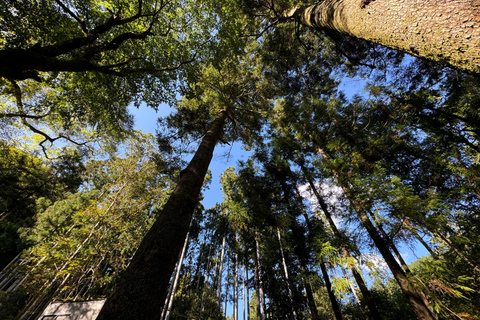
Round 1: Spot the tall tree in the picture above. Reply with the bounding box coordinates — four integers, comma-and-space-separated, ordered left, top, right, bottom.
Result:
98, 47, 271, 318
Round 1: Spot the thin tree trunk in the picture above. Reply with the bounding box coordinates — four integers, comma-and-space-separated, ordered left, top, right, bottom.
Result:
301, 155, 436, 320
164, 228, 191, 320
365, 208, 412, 273
404, 221, 438, 258
97, 109, 229, 320
277, 227, 298, 320
161, 267, 177, 320
301, 275, 319, 320
200, 243, 215, 318
235, 237, 239, 320
255, 233, 267, 320
319, 260, 344, 320
225, 255, 229, 316
243, 264, 247, 320
253, 231, 264, 320
271, 164, 319, 320
217, 235, 227, 309
282, 0, 480, 74
340, 266, 362, 306
433, 229, 480, 275
246, 263, 250, 320
301, 167, 382, 319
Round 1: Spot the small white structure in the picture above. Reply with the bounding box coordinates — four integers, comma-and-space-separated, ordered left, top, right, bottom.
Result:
37, 300, 105, 320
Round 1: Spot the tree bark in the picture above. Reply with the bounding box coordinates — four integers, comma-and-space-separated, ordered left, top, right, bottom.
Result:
319, 260, 344, 320
217, 235, 227, 308
235, 249, 239, 320
301, 167, 382, 320
164, 229, 190, 320
97, 109, 228, 320
254, 231, 266, 320
257, 238, 267, 320
301, 146, 436, 320
283, 0, 480, 74
276, 227, 298, 320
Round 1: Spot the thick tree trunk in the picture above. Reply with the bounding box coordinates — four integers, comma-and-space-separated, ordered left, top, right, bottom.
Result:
97, 109, 228, 320
283, 0, 480, 74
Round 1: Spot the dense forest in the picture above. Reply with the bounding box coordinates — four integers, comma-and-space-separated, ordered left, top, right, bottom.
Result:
1, 0, 479, 319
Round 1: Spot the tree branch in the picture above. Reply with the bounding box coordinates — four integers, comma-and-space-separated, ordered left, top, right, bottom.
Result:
0, 112, 50, 120
54, 0, 88, 35
82, 29, 156, 60
8, 80, 90, 158
33, 0, 157, 58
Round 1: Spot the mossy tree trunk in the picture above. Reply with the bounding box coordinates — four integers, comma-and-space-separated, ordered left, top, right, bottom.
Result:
283, 0, 480, 74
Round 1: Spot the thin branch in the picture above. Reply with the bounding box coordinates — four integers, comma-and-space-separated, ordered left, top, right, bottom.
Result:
0, 112, 50, 120
54, 0, 88, 35
8, 80, 90, 158
82, 29, 155, 60
34, 0, 157, 58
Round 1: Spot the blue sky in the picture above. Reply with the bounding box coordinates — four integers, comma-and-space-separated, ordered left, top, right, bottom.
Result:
129, 93, 429, 318
129, 103, 249, 209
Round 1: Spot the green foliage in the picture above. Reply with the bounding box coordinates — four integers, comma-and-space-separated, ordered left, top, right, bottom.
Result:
0, 140, 83, 269
0, 132, 174, 319
0, 0, 229, 154
168, 274, 225, 320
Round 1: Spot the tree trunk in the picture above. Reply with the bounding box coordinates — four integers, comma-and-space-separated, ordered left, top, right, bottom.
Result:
217, 235, 227, 308
225, 255, 229, 317
302, 144, 437, 320
282, 0, 480, 74
243, 264, 247, 320
355, 203, 437, 320
341, 266, 362, 306
164, 228, 190, 320
235, 236, 239, 320
97, 109, 228, 320
301, 167, 382, 320
253, 231, 266, 320
319, 260, 344, 320
404, 221, 438, 258
257, 237, 267, 320
277, 227, 298, 320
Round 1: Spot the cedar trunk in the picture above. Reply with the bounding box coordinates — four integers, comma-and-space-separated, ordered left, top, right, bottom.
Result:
319, 260, 344, 320
284, 0, 480, 74
301, 168, 382, 320
304, 146, 436, 320
96, 109, 228, 320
